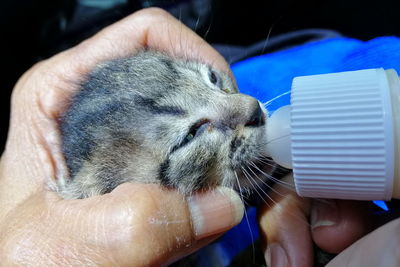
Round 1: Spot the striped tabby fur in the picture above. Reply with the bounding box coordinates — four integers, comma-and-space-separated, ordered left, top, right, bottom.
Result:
58, 51, 270, 199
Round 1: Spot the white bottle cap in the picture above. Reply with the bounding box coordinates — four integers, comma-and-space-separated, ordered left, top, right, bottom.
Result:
290, 69, 395, 200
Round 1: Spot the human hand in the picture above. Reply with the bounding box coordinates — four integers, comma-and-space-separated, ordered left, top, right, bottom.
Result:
325, 216, 400, 266
0, 8, 244, 265
258, 174, 376, 267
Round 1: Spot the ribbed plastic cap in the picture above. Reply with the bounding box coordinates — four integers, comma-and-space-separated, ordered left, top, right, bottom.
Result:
291, 69, 394, 200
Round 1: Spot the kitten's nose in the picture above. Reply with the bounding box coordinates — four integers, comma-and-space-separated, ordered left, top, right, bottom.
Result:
245, 104, 265, 127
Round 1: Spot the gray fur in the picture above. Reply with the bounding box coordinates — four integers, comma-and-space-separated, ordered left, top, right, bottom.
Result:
58, 50, 270, 199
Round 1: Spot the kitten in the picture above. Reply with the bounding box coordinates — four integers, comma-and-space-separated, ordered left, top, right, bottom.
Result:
58, 50, 272, 199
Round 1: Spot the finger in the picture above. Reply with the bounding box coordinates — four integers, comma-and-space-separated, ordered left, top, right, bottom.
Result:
41, 7, 230, 115
64, 7, 230, 75
327, 217, 400, 267
311, 200, 373, 254
16, 7, 229, 112
0, 184, 244, 266
92, 184, 244, 265
258, 175, 313, 267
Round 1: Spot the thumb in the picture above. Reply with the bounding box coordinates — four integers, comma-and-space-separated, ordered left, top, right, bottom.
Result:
0, 183, 244, 266
108, 184, 245, 266
327, 218, 400, 267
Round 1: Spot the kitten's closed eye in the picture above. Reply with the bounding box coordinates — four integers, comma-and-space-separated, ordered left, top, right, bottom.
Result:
180, 119, 211, 148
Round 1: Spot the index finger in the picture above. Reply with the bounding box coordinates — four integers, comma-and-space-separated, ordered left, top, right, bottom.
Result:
258, 174, 313, 267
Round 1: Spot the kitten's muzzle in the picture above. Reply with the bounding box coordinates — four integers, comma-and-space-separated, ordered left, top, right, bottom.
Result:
218, 96, 266, 130
245, 104, 266, 127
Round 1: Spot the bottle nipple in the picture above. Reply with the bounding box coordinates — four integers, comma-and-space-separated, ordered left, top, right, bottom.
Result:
266, 105, 292, 169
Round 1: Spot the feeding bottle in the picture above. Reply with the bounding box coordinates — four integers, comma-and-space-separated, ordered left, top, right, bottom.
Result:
266, 68, 400, 200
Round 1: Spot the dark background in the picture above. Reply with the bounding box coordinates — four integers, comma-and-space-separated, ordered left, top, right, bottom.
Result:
1, 0, 400, 151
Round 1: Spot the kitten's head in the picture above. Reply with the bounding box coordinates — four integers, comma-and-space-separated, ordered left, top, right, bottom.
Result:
60, 51, 272, 198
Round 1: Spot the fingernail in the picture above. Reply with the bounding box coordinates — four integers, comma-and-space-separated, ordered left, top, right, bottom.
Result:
310, 200, 339, 229
265, 243, 289, 267
187, 187, 244, 239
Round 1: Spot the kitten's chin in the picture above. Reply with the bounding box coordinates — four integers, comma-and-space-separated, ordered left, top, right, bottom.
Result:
232, 157, 277, 198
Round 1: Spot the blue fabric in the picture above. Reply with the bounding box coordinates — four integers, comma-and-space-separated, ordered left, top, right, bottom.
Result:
232, 36, 400, 112
213, 36, 400, 266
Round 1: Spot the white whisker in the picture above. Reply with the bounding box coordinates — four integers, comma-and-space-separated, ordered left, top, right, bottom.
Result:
234, 171, 255, 263
243, 165, 278, 205
265, 133, 291, 145
261, 25, 274, 55
249, 161, 295, 189
254, 154, 292, 176
194, 15, 200, 32
203, 20, 212, 40
246, 165, 310, 226
253, 156, 276, 167
245, 164, 285, 199
263, 90, 291, 106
